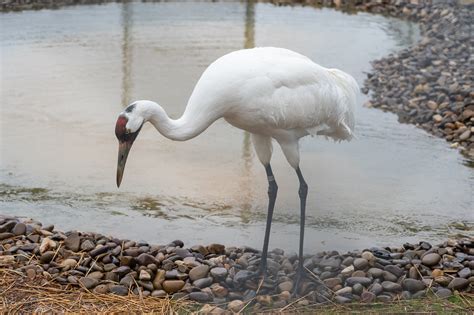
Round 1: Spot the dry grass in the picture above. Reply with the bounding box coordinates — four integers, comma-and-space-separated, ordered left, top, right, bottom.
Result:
0, 268, 198, 314
1, 267, 473, 314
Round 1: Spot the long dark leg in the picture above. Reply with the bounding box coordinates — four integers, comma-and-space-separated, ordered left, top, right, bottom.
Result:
294, 166, 308, 294
260, 164, 278, 275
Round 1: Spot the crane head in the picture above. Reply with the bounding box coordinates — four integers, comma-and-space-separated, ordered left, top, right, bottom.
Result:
115, 105, 143, 188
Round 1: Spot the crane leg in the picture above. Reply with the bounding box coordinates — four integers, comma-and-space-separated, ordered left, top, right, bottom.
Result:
259, 163, 278, 275
294, 166, 308, 295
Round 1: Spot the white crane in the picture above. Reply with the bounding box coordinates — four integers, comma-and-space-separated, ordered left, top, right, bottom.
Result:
115, 47, 358, 293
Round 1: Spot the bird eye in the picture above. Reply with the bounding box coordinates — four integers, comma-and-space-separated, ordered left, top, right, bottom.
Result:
126, 129, 131, 134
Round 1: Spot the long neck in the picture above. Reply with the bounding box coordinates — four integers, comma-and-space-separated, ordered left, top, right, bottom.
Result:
141, 100, 217, 141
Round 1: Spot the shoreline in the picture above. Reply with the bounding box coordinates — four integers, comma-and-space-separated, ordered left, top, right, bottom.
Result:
1, 215, 473, 312
2, 0, 472, 162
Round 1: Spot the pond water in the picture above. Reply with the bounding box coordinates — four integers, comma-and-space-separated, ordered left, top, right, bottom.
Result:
1, 1, 472, 253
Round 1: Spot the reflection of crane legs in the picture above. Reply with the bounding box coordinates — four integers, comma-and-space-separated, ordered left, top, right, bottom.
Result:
239, 0, 256, 222
121, 1, 133, 107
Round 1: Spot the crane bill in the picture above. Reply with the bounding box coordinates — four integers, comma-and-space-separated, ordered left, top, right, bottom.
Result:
116, 141, 132, 188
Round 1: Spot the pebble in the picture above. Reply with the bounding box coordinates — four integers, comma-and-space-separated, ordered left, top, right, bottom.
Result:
210, 267, 228, 280
422, 253, 441, 266
436, 288, 453, 299
353, 258, 369, 270
361, 291, 376, 303
64, 232, 81, 252
110, 285, 129, 296
278, 280, 293, 292
189, 265, 209, 281
227, 300, 245, 313
12, 223, 26, 236
402, 279, 426, 293
162, 280, 185, 294
194, 277, 213, 289
381, 281, 402, 292
79, 277, 99, 290
346, 277, 372, 287
448, 278, 470, 291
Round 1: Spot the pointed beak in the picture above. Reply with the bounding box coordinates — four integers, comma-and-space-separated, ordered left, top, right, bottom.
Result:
116, 141, 132, 187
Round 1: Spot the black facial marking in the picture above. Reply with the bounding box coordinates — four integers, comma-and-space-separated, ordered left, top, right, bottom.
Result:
125, 104, 136, 113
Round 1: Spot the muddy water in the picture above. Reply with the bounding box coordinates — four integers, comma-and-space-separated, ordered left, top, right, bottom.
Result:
1, 2, 472, 252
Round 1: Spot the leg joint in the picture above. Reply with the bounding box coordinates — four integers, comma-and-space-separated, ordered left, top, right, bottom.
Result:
268, 180, 278, 198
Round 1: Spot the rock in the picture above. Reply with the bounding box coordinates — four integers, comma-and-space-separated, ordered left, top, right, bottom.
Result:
435, 276, 452, 287
151, 290, 167, 297
369, 283, 383, 295
88, 271, 104, 280
353, 258, 369, 270
93, 284, 109, 294
458, 267, 471, 278
194, 277, 213, 289
79, 277, 99, 290
448, 278, 469, 290
80, 239, 95, 251
153, 270, 166, 289
436, 288, 453, 299
211, 284, 228, 298
162, 280, 185, 294
64, 232, 81, 252
459, 130, 471, 141
112, 266, 131, 277
25, 268, 36, 280
335, 295, 352, 304
432, 269, 444, 277
361, 291, 376, 303
139, 270, 151, 281
136, 253, 157, 266
319, 257, 341, 269
207, 243, 225, 254
341, 265, 354, 276
402, 279, 426, 293
384, 265, 404, 278
377, 294, 393, 302
89, 245, 108, 258
0, 221, 16, 233
60, 258, 77, 269
361, 251, 375, 262
210, 267, 228, 280
335, 287, 352, 295
120, 275, 135, 288
189, 265, 209, 281
353, 283, 364, 295
12, 223, 26, 235
323, 277, 341, 289
422, 253, 441, 266
346, 277, 372, 287
40, 238, 56, 254
110, 285, 129, 296
382, 271, 398, 282
227, 300, 245, 313
256, 295, 272, 306
40, 251, 55, 263
368, 268, 383, 278
233, 270, 254, 285
382, 281, 402, 292
278, 280, 293, 292
433, 114, 443, 122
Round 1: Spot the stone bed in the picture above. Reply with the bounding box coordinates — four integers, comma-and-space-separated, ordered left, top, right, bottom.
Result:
0, 216, 472, 312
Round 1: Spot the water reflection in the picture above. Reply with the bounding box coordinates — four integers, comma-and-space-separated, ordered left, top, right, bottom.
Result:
121, 1, 133, 106
1, 2, 472, 251
238, 0, 257, 224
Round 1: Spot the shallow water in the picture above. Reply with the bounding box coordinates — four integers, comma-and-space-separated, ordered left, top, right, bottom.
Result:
1, 1, 472, 253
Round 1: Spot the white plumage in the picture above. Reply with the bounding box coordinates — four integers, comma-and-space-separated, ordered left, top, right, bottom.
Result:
115, 47, 358, 291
